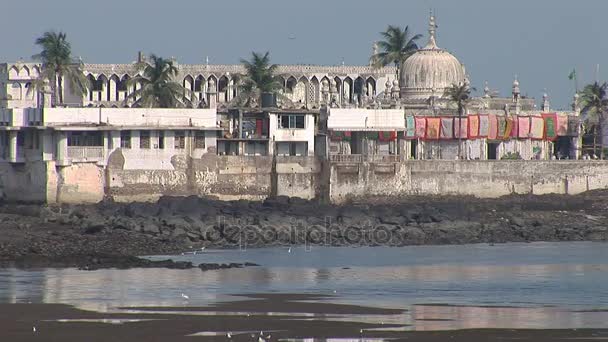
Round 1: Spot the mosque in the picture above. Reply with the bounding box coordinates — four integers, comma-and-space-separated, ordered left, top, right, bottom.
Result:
0, 12, 581, 167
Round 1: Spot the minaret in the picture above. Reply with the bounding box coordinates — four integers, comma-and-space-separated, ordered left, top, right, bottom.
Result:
542, 91, 550, 111
425, 10, 439, 49
573, 92, 580, 114
512, 76, 521, 114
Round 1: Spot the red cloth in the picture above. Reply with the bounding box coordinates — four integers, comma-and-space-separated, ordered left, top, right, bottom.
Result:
509, 116, 518, 138
256, 119, 263, 136
468, 115, 480, 139
542, 113, 558, 141
378, 131, 397, 142
415, 117, 426, 138
488, 114, 498, 140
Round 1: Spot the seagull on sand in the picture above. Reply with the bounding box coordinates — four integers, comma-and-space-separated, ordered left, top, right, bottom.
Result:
181, 293, 189, 300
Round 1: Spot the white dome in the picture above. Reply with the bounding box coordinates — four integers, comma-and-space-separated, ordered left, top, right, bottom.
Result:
400, 14, 465, 100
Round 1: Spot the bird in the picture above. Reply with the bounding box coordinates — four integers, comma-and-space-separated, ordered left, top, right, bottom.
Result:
226, 332, 232, 339
288, 247, 292, 253
258, 337, 266, 342
181, 293, 189, 300
32, 326, 36, 333
201, 247, 206, 251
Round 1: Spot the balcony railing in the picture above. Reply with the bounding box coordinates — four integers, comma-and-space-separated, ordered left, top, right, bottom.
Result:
329, 154, 403, 163
329, 154, 364, 163
67, 146, 104, 161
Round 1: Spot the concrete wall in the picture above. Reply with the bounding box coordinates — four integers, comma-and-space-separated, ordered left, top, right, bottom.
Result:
0, 161, 49, 202
107, 155, 322, 202
330, 160, 608, 203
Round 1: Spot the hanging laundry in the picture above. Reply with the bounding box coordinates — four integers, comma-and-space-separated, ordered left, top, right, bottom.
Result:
530, 116, 544, 139
479, 115, 489, 138
379, 131, 397, 141
454, 117, 468, 138
468, 115, 480, 139
367, 131, 379, 140
504, 117, 514, 139
556, 115, 568, 136
440, 117, 454, 139
415, 117, 427, 138
488, 114, 498, 140
518, 116, 530, 138
405, 116, 416, 138
426, 117, 441, 140
497, 116, 507, 139
542, 113, 558, 140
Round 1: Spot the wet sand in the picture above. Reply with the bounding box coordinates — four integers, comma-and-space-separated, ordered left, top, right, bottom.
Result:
2, 294, 607, 341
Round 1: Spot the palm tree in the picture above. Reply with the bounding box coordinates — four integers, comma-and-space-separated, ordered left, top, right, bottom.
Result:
30, 31, 89, 107
580, 81, 608, 159
125, 54, 195, 108
370, 25, 422, 82
231, 51, 286, 108
444, 82, 475, 159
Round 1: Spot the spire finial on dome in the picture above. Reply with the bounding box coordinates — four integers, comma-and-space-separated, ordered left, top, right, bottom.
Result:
426, 9, 438, 49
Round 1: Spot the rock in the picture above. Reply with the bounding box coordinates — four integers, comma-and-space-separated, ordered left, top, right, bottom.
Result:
171, 228, 187, 238
142, 224, 161, 235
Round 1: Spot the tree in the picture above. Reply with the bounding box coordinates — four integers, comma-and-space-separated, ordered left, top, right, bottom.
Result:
580, 81, 608, 159
125, 54, 195, 108
30, 31, 89, 107
370, 25, 422, 82
231, 51, 286, 108
444, 82, 475, 159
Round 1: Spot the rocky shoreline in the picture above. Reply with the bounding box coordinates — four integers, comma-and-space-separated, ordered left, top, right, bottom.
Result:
1, 190, 607, 269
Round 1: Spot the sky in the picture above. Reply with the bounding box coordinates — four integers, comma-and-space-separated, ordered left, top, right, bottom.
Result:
1, 0, 606, 109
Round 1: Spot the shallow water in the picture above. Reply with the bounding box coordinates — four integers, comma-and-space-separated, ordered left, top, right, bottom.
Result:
1, 242, 608, 330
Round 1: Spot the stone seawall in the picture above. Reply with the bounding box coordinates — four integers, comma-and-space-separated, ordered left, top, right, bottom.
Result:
329, 160, 608, 203
106, 155, 321, 202
2, 159, 608, 204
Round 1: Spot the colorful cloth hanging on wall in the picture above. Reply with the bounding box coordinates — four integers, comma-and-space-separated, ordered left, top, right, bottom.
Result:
426, 117, 441, 140
530, 116, 545, 139
454, 117, 468, 138
518, 116, 530, 138
468, 115, 480, 139
497, 116, 507, 139
405, 116, 416, 138
488, 114, 499, 140
415, 117, 426, 138
378, 131, 397, 141
478, 115, 489, 138
542, 113, 558, 141
504, 117, 514, 139
330, 131, 352, 141
440, 117, 454, 139
556, 115, 569, 136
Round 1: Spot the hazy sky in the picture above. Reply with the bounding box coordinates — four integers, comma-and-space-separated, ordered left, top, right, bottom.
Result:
2, 0, 605, 109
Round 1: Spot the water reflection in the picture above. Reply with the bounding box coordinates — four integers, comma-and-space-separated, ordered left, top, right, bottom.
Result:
0, 243, 607, 330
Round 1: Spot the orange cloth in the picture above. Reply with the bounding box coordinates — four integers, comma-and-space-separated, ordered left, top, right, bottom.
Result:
425, 117, 441, 140
468, 115, 480, 138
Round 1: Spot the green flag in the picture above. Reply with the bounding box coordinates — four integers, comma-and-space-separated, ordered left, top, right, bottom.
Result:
568, 69, 576, 80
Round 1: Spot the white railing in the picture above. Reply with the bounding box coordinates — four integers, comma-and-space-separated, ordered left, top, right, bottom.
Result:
329, 154, 364, 163
67, 146, 104, 161
329, 154, 403, 163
